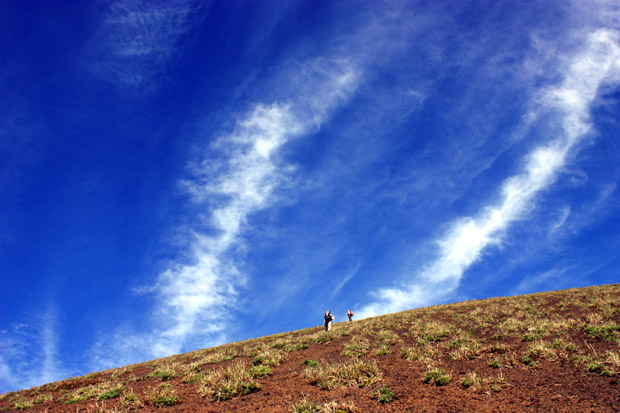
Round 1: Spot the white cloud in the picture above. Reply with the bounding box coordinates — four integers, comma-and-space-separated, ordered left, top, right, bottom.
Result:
0, 307, 67, 393
87, 0, 206, 93
511, 257, 610, 296
152, 74, 359, 357
151, 104, 303, 356
551, 183, 618, 239
511, 266, 571, 295
357, 29, 620, 319
89, 60, 360, 366
89, 3, 435, 369
151, 64, 359, 356
549, 206, 571, 235
331, 262, 361, 298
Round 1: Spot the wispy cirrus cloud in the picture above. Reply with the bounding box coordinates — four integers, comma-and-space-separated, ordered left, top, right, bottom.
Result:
152, 61, 359, 356
0, 306, 66, 392
89, 58, 360, 366
357, 28, 620, 318
90, 4, 433, 366
331, 262, 361, 299
544, 183, 617, 245
549, 206, 571, 236
87, 0, 207, 93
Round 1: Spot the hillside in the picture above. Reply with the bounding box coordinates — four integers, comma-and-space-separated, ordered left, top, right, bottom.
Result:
1, 284, 619, 412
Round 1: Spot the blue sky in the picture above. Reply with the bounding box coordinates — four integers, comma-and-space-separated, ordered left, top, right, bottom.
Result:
1, 0, 619, 392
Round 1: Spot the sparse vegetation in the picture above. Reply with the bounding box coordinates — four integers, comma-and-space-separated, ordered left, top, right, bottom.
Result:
182, 372, 207, 383
448, 339, 480, 361
582, 322, 620, 342
198, 361, 261, 401
251, 348, 288, 367
375, 343, 392, 356
370, 384, 395, 404
291, 396, 320, 412
309, 332, 334, 344
291, 396, 356, 413
341, 336, 372, 357
119, 388, 144, 410
249, 365, 271, 377
145, 383, 178, 407
462, 372, 509, 393
304, 359, 382, 390
59, 384, 101, 404
400, 340, 438, 364
423, 368, 450, 386
2, 284, 619, 411
422, 320, 453, 342
375, 329, 400, 345
521, 332, 542, 342
12, 397, 33, 410
97, 384, 123, 400
147, 361, 180, 381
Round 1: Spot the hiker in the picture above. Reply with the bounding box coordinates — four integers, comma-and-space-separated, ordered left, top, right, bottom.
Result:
347, 309, 353, 322
324, 311, 334, 331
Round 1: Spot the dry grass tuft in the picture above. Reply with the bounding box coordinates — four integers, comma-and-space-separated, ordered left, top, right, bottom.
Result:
462, 371, 509, 393
291, 396, 356, 412
198, 361, 261, 401
375, 329, 401, 345
145, 383, 178, 407
400, 340, 438, 364
341, 336, 372, 357
304, 359, 382, 390
251, 348, 288, 367
119, 388, 144, 410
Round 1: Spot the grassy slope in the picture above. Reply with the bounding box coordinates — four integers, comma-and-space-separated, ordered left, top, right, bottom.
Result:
1, 284, 619, 411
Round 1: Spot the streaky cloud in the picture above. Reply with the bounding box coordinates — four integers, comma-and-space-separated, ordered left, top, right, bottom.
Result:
357, 28, 620, 319
331, 262, 361, 299
89, 61, 360, 365
151, 64, 358, 356
511, 266, 571, 295
549, 206, 571, 235
88, 2, 426, 369
87, 0, 207, 93
0, 307, 67, 392
553, 183, 618, 238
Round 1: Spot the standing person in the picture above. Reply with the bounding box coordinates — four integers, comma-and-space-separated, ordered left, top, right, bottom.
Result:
324, 311, 333, 331
347, 309, 353, 322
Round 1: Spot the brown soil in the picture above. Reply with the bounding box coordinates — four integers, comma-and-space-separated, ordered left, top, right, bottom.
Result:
1, 284, 619, 412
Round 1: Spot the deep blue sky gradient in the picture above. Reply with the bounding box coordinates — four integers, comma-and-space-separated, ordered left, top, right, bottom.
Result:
1, 0, 619, 392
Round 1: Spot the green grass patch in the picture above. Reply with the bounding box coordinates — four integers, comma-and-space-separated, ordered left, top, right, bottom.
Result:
488, 360, 500, 369
97, 385, 123, 400
583, 323, 620, 342
521, 333, 542, 342
249, 365, 271, 377
370, 385, 395, 404
423, 368, 450, 386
